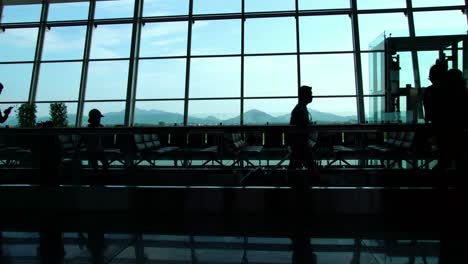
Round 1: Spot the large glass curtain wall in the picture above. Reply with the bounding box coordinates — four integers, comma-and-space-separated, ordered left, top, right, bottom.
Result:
1, 0, 467, 126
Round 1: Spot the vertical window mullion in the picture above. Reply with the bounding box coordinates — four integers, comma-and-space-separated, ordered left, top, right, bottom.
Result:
28, 1, 48, 104
295, 0, 301, 89
184, 0, 194, 126
406, 0, 421, 89
76, 0, 96, 127
240, 0, 245, 125
350, 0, 365, 123
124, 0, 144, 127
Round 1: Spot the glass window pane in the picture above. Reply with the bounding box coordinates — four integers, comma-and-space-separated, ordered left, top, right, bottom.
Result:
412, 0, 465, 7
358, 13, 409, 51
300, 54, 356, 96
0, 63, 33, 102
134, 101, 184, 126
189, 100, 240, 125
244, 98, 296, 125
310, 97, 357, 124
246, 0, 294, 12
244, 55, 297, 97
37, 62, 82, 101
245, 17, 296, 54
144, 0, 189, 17
365, 95, 385, 123
140, 22, 188, 57
190, 57, 240, 98
137, 59, 186, 99
82, 102, 125, 126
413, 11, 467, 36
48, 1, 89, 21
86, 61, 129, 100
94, 0, 135, 19
0, 28, 39, 62
42, 26, 86, 61
299, 0, 349, 10
361, 52, 386, 95
1, 4, 41, 23
299, 15, 353, 52
36, 102, 77, 127
357, 0, 406, 9
398, 51, 415, 88
194, 0, 241, 14
191, 19, 241, 55
90, 24, 132, 59
417, 51, 440, 88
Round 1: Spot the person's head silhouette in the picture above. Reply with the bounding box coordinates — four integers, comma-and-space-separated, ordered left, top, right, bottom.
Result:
0, 82, 4, 95
88, 108, 104, 126
298, 85, 312, 106
428, 64, 447, 85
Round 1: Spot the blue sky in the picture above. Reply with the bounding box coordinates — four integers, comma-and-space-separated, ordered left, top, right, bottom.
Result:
0, 0, 467, 123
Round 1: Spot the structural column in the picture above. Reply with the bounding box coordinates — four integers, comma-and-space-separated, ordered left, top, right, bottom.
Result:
350, 0, 365, 123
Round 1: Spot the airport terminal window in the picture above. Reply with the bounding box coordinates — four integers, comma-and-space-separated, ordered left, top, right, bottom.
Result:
243, 98, 296, 125
356, 0, 406, 10
299, 0, 350, 10
358, 12, 409, 51
82, 102, 125, 126
189, 57, 241, 98
134, 100, 184, 126
94, 0, 135, 19
0, 28, 39, 62
193, 0, 241, 15
139, 21, 188, 58
191, 19, 241, 56
47, 1, 89, 21
300, 54, 356, 96
413, 10, 467, 36
89, 24, 132, 59
397, 52, 416, 88
188, 99, 240, 125
36, 102, 78, 127
85, 60, 129, 100
143, 0, 189, 17
0, 63, 33, 102
42, 26, 87, 61
36, 62, 82, 101
137, 59, 186, 99
245, 0, 295, 13
0, 4, 41, 23
299, 15, 353, 52
244, 55, 297, 97
311, 97, 358, 124
411, 0, 466, 7
244, 17, 296, 54
361, 52, 386, 95
0, 1, 466, 126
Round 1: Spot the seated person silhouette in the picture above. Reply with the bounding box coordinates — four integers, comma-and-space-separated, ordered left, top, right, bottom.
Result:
288, 85, 319, 187
0, 83, 14, 124
84, 109, 109, 173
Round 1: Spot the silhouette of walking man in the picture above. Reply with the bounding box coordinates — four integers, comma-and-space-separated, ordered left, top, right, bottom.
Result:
288, 85, 319, 186
0, 83, 14, 124
288, 85, 317, 264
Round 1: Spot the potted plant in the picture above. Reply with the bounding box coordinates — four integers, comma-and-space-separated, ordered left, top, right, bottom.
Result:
17, 103, 37, 128
50, 102, 68, 127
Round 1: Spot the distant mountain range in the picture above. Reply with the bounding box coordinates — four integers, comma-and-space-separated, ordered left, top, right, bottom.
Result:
3, 108, 357, 126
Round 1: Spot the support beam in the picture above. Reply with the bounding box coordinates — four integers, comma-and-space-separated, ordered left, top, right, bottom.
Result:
76, 0, 95, 127
28, 2, 48, 103
124, 0, 144, 127
350, 0, 365, 123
